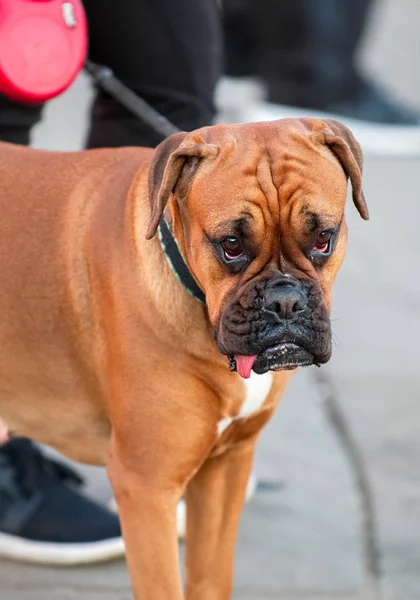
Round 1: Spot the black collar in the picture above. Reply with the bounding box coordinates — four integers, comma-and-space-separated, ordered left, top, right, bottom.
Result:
158, 218, 206, 305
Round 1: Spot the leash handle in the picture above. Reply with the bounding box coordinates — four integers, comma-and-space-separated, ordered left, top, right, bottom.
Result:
84, 59, 180, 140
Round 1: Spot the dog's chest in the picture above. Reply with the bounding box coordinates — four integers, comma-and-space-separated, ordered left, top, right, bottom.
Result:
218, 372, 273, 434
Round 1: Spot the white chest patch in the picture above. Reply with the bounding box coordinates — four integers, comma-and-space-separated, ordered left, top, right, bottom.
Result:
218, 372, 274, 435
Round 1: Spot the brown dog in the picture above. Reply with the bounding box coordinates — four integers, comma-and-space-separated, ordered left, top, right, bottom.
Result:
0, 118, 367, 599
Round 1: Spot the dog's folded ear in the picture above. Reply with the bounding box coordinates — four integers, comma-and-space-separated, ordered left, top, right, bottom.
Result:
313, 119, 369, 220
146, 131, 219, 239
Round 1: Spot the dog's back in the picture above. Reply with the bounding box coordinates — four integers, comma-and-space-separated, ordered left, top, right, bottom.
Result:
0, 143, 152, 459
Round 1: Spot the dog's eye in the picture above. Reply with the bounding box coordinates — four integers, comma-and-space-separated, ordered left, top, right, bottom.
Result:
313, 231, 332, 254
221, 237, 243, 260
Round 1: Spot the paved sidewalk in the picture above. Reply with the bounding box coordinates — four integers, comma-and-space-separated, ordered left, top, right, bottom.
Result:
1, 0, 419, 598
326, 156, 420, 600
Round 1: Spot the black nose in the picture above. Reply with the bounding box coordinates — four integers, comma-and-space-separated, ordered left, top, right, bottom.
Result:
263, 276, 307, 319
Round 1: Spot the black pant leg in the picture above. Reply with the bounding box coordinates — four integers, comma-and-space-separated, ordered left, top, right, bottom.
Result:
223, 0, 373, 107
0, 95, 43, 145
222, 0, 257, 77
258, 0, 373, 106
83, 0, 222, 148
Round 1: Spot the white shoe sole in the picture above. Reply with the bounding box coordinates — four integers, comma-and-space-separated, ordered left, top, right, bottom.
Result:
215, 77, 266, 123
0, 531, 125, 565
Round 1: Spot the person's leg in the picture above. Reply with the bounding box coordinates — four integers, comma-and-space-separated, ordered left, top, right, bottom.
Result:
83, 0, 222, 148
222, 0, 373, 106
222, 0, 257, 78
254, 0, 372, 109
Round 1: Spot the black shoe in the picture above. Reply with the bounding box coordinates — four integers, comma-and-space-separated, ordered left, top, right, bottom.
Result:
0, 438, 124, 564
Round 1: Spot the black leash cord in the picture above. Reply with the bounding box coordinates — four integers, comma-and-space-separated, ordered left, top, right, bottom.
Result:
84, 59, 180, 140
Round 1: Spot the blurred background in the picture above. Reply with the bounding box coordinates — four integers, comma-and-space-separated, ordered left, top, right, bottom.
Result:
0, 0, 419, 598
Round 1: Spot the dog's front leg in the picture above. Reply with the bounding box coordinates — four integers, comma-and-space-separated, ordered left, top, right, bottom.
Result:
184, 434, 258, 600
107, 431, 184, 600
107, 379, 217, 600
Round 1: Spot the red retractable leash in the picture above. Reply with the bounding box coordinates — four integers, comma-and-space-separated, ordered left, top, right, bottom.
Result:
0, 0, 87, 103
0, 0, 176, 138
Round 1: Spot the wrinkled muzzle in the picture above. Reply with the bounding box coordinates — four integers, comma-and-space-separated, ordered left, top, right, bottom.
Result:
215, 275, 332, 378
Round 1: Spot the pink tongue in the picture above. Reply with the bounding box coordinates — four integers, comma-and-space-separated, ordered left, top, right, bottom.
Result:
234, 355, 257, 379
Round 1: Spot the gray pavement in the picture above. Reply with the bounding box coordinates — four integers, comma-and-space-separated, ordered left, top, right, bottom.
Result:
1, 0, 420, 598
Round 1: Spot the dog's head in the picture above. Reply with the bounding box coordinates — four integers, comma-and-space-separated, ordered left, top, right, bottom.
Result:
146, 118, 368, 378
